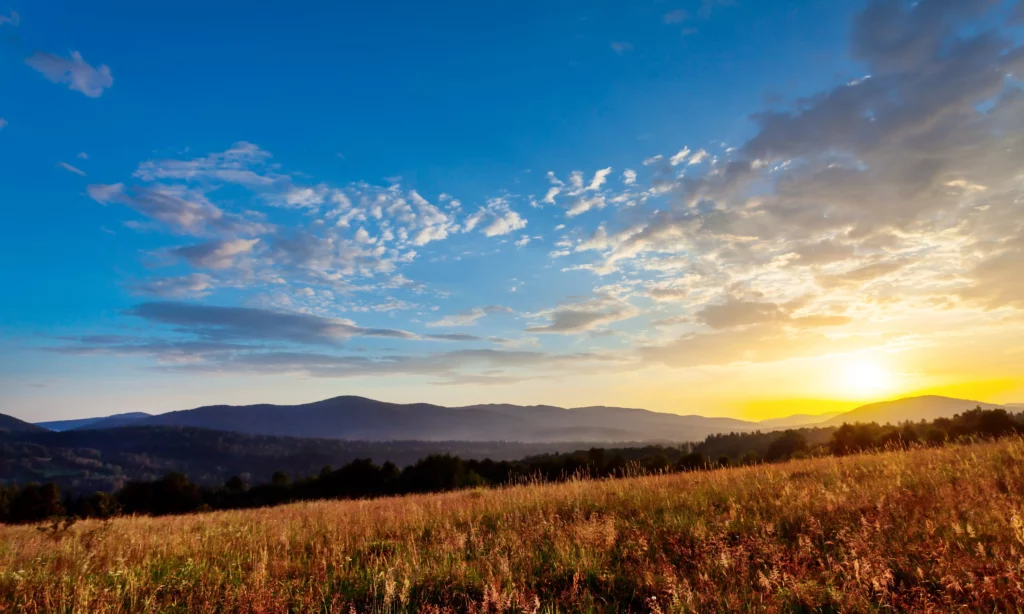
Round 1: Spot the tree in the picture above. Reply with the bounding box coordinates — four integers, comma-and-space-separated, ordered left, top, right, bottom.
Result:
765, 431, 808, 462
225, 475, 247, 494
677, 453, 709, 471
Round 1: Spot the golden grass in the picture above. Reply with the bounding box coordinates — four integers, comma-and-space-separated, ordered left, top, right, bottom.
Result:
3, 439, 1024, 612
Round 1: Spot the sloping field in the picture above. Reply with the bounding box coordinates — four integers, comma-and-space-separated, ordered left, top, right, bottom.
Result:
2, 439, 1024, 612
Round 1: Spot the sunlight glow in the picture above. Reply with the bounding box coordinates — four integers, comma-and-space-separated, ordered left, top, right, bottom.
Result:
842, 359, 891, 397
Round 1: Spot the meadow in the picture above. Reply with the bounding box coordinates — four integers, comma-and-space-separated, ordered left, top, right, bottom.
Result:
2, 439, 1024, 613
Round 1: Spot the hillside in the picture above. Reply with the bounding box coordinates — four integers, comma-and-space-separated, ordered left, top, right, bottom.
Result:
824, 395, 1001, 426
129, 395, 759, 442
0, 413, 47, 435
0, 426, 640, 493
2, 439, 1021, 611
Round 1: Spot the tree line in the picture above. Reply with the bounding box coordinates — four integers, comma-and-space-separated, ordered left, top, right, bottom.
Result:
1, 407, 1019, 524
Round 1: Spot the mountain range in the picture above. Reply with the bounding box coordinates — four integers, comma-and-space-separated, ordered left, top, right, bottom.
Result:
21, 394, 1019, 442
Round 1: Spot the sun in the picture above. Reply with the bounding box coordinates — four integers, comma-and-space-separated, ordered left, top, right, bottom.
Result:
842, 358, 891, 397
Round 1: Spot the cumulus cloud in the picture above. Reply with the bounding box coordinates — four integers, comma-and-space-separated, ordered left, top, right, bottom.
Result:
464, 197, 527, 237
669, 147, 691, 166
560, 0, 1024, 341
26, 51, 113, 98
587, 167, 613, 191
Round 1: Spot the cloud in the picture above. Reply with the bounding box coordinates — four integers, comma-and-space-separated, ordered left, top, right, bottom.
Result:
791, 239, 856, 266
816, 260, 912, 289
129, 274, 215, 299
88, 183, 267, 237
466, 197, 526, 237
526, 294, 637, 334
647, 287, 689, 302
542, 172, 564, 204
587, 167, 613, 191
26, 51, 113, 98
133, 142, 278, 187
279, 185, 327, 209
622, 169, 637, 185
169, 238, 260, 269
428, 305, 512, 328
126, 301, 420, 345
566, 195, 606, 218
669, 147, 691, 166
159, 347, 625, 383
696, 298, 788, 329
483, 210, 527, 236
57, 161, 86, 176
958, 232, 1024, 309
610, 42, 633, 55
0, 119, 6, 131
47, 337, 256, 363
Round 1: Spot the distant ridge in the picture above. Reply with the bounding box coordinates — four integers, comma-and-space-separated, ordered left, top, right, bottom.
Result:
130, 396, 757, 443
37, 412, 151, 432
824, 395, 1004, 426
25, 394, 1018, 443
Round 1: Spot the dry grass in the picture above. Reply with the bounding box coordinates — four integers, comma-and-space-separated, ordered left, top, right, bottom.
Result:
3, 439, 1024, 613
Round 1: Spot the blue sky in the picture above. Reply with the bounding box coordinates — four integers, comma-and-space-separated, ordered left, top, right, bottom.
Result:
3, 0, 1024, 421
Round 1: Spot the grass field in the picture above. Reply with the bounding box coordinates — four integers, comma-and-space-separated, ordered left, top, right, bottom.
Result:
2, 440, 1024, 613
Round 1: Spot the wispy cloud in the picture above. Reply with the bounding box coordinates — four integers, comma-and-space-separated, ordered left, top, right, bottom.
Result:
57, 161, 86, 176
26, 51, 113, 98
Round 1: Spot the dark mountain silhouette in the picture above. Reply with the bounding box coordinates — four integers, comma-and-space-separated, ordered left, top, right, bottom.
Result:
131, 396, 758, 443
824, 395, 1004, 426
0, 413, 47, 434
37, 412, 151, 432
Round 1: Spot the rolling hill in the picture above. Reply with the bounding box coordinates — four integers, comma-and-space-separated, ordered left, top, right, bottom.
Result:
131, 396, 757, 443
0, 413, 47, 434
823, 395, 1004, 426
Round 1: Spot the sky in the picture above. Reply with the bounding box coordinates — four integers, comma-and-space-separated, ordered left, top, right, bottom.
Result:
2, 0, 1024, 423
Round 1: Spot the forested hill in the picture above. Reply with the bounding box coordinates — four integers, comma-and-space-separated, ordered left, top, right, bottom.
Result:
2, 406, 1020, 526
0, 425, 650, 494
